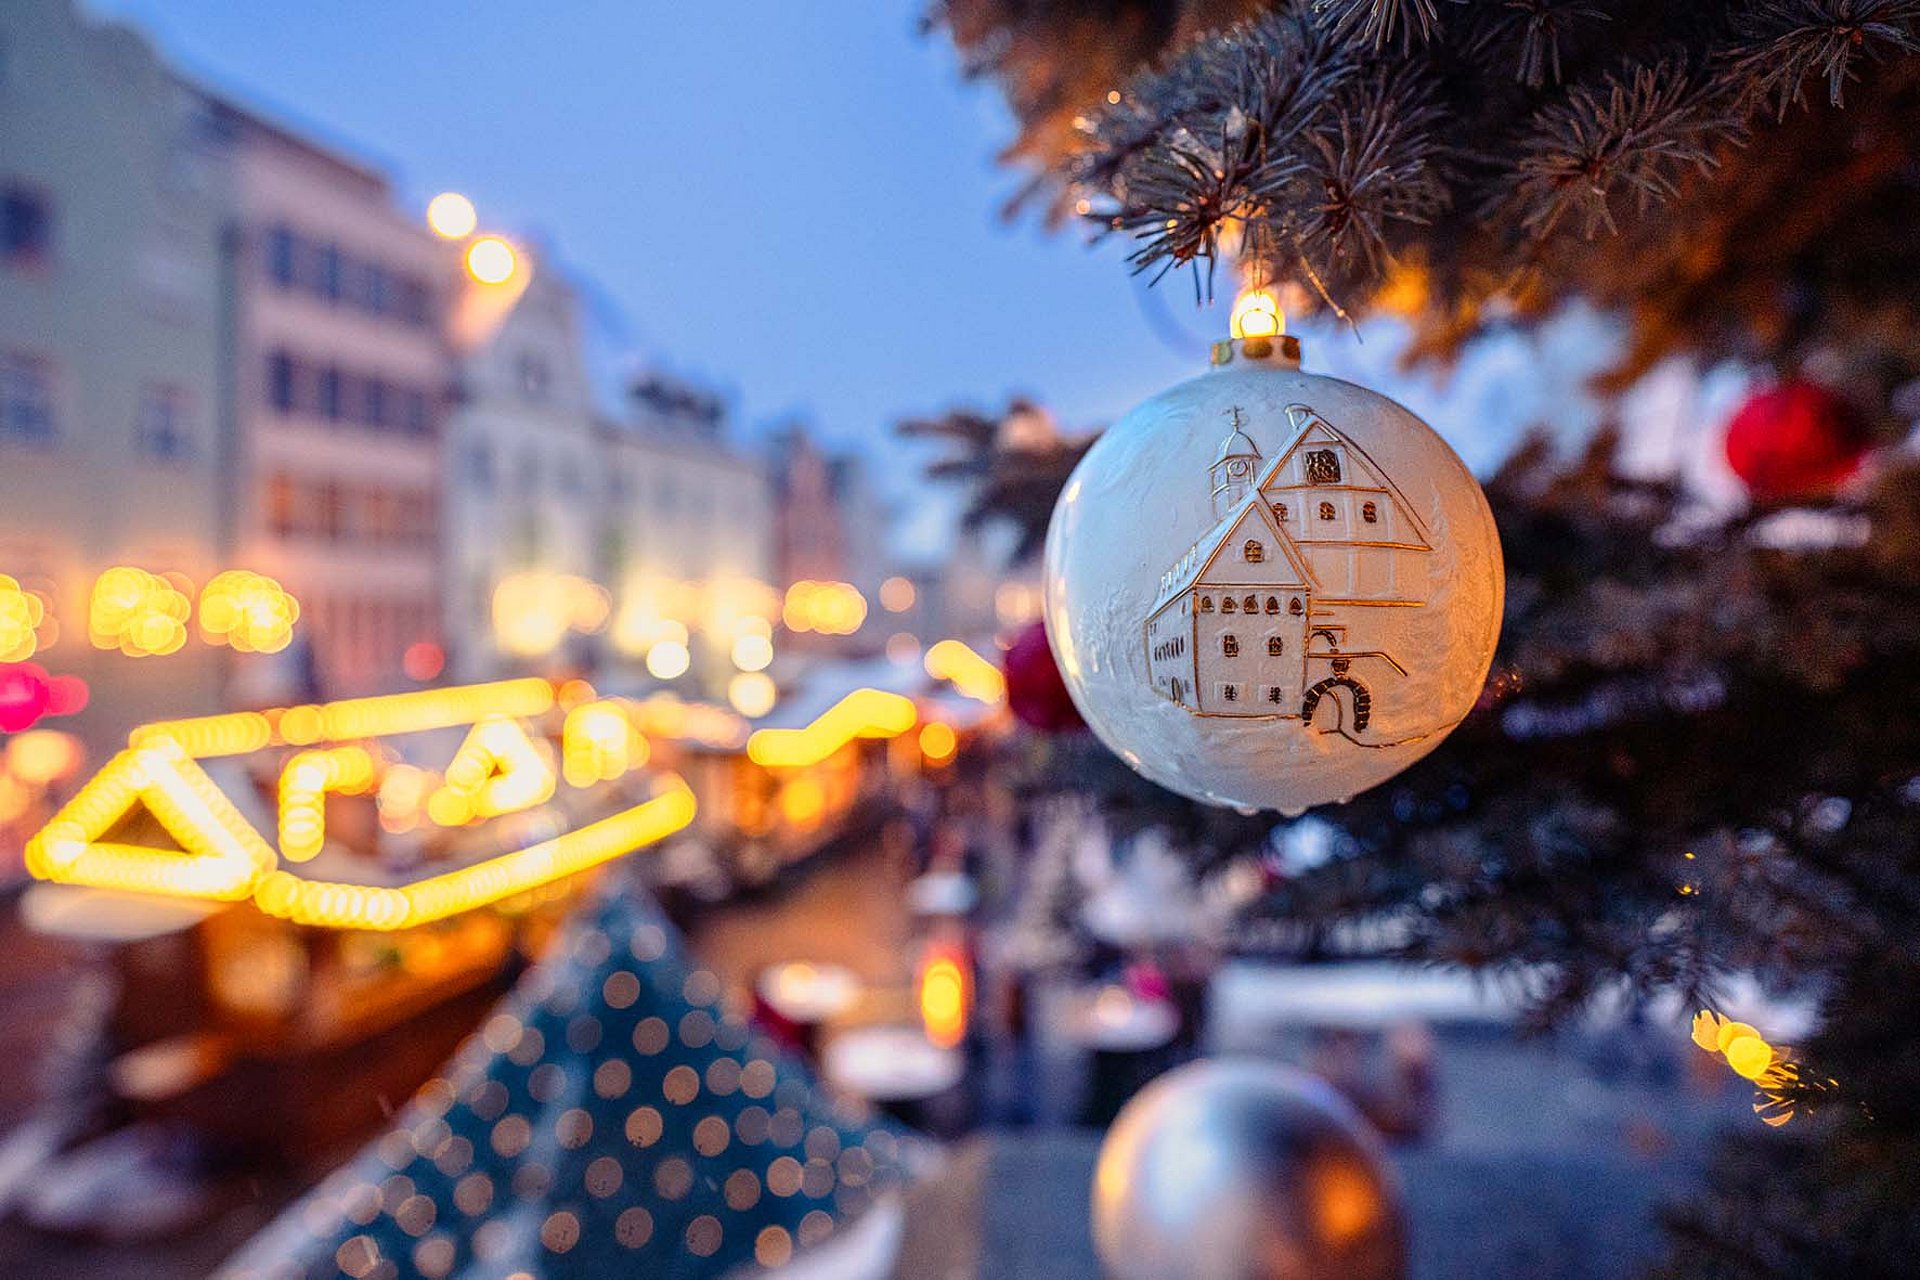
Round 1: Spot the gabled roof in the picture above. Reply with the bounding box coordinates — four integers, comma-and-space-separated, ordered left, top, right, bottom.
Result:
1151, 493, 1316, 614
1255, 405, 1433, 550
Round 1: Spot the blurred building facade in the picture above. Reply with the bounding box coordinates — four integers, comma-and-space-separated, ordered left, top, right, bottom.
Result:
602, 374, 776, 685
0, 0, 887, 749
444, 257, 603, 680
0, 0, 234, 740
225, 106, 451, 696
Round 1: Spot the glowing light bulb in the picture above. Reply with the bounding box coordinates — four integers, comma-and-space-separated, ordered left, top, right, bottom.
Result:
1230, 287, 1284, 339
427, 192, 478, 239
466, 236, 517, 285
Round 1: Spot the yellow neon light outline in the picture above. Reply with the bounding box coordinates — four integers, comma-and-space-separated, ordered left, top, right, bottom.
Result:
131, 678, 556, 757
28, 680, 691, 930
253, 776, 696, 931
426, 717, 556, 825
745, 688, 917, 768
924, 639, 1007, 705
277, 746, 376, 862
563, 700, 648, 789
25, 738, 277, 900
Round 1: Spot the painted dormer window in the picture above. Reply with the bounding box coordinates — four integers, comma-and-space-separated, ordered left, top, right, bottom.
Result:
1243, 539, 1265, 563
1288, 597, 1305, 616
1304, 449, 1341, 485
1264, 596, 1280, 614
1222, 596, 1238, 614
1200, 595, 1213, 612
1362, 501, 1378, 524
1318, 501, 1336, 521
1243, 595, 1258, 614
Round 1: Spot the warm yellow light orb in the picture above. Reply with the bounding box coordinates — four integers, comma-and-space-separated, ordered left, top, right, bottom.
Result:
731, 633, 774, 672
1230, 287, 1284, 339
466, 236, 517, 285
427, 192, 478, 239
1724, 1034, 1775, 1081
646, 639, 691, 680
728, 671, 777, 718
919, 721, 958, 763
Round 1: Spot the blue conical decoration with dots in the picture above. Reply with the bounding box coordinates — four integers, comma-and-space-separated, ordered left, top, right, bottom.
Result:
220, 889, 903, 1278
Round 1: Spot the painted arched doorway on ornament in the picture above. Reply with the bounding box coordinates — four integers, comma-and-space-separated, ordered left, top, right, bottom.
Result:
1301, 675, 1372, 733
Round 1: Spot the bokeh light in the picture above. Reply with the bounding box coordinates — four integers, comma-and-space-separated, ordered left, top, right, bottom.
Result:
465, 235, 517, 284
426, 191, 478, 239
0, 575, 52, 662
727, 671, 777, 718
199, 569, 300, 653
645, 639, 691, 680
88, 567, 191, 656
1230, 285, 1284, 339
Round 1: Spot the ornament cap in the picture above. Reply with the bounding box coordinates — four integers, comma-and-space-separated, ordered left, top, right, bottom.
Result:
1210, 334, 1302, 369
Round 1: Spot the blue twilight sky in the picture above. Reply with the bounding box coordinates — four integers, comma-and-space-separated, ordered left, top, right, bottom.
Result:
87, 1, 1722, 537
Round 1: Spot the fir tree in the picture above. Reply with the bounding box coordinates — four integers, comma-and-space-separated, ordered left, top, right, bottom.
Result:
924, 3, 1920, 1273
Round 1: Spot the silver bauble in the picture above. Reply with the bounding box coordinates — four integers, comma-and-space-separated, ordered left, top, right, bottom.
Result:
1091, 1058, 1406, 1280
1043, 335, 1503, 813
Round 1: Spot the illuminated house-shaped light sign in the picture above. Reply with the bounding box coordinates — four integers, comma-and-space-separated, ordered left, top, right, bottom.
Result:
26, 680, 695, 931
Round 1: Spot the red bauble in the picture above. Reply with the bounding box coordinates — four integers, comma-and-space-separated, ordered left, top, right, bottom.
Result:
1004, 621, 1085, 733
1724, 380, 1869, 500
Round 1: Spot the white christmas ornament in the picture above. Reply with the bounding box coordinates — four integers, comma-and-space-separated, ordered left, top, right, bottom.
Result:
1043, 333, 1503, 813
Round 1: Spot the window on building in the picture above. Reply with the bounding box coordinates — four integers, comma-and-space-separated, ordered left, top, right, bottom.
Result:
0, 353, 56, 443
1243, 539, 1264, 563
136, 384, 192, 459
1243, 594, 1258, 613
1304, 449, 1341, 485
317, 243, 343, 301
264, 224, 297, 285
1267, 686, 1285, 704
319, 481, 345, 540
1221, 596, 1237, 613
1221, 684, 1239, 703
1318, 501, 1336, 521
1199, 596, 1212, 612
317, 365, 343, 421
1274, 502, 1289, 521
2, 187, 51, 265
1222, 634, 1239, 657
1362, 501, 1379, 523
396, 276, 431, 327
401, 388, 429, 436
363, 264, 389, 315
266, 350, 297, 413
1265, 596, 1280, 614
1267, 635, 1283, 657
517, 353, 551, 398
361, 488, 395, 542
267, 472, 297, 536
362, 377, 387, 429
1289, 596, 1305, 616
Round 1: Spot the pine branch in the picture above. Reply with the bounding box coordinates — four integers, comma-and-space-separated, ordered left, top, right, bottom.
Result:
1470, 0, 1611, 87
1504, 60, 1727, 239
1727, 0, 1920, 117
1314, 0, 1452, 50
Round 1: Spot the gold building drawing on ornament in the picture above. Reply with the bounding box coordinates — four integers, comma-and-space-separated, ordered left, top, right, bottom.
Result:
1143, 404, 1434, 741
